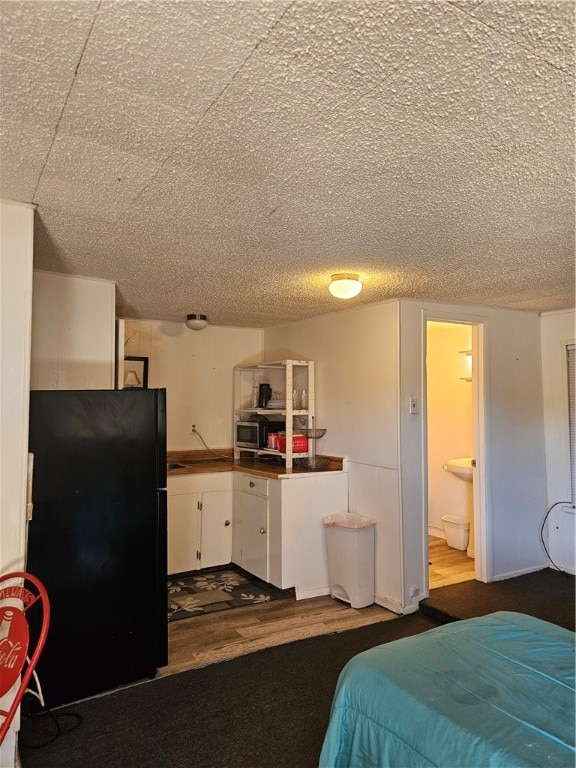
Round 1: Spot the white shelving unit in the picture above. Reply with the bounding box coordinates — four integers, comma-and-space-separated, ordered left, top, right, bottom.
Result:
234, 360, 315, 469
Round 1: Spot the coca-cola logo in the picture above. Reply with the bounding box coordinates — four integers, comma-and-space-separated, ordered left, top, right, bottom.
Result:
0, 606, 29, 697
0, 586, 35, 606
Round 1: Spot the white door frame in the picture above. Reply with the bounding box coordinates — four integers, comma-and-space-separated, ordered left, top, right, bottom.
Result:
423, 312, 490, 585
0, 200, 34, 768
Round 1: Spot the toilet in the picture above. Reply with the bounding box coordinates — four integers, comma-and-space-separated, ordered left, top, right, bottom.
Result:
441, 514, 470, 551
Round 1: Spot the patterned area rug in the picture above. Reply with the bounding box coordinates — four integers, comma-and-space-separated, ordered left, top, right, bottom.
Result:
168, 567, 292, 622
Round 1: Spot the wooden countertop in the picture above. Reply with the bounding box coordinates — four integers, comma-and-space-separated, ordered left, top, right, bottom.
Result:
167, 450, 344, 479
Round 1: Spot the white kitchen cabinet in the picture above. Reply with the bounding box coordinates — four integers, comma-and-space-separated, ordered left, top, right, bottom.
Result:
233, 360, 315, 469
200, 490, 233, 569
233, 474, 269, 581
168, 490, 201, 574
233, 469, 349, 599
167, 473, 233, 574
31, 271, 115, 390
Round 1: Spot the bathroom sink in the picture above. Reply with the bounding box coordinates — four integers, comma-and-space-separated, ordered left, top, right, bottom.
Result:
443, 457, 475, 482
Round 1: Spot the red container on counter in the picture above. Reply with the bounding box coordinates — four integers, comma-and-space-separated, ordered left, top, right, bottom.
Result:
277, 434, 308, 453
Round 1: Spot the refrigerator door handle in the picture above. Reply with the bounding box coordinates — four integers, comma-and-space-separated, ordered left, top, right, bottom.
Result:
26, 453, 34, 521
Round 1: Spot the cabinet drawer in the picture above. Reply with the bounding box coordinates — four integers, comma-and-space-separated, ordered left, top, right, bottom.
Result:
237, 474, 269, 497
168, 471, 232, 495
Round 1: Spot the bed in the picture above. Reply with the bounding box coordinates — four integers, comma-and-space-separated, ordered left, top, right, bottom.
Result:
319, 611, 575, 767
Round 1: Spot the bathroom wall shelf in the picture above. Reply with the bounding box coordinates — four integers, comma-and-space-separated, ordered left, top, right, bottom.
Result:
459, 349, 472, 382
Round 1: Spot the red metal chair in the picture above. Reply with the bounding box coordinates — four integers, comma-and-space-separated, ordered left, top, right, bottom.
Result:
0, 571, 50, 744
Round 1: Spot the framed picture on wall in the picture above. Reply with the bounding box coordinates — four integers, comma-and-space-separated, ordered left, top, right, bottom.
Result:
123, 356, 149, 389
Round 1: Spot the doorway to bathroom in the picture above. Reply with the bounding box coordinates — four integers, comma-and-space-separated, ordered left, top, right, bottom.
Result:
426, 320, 479, 589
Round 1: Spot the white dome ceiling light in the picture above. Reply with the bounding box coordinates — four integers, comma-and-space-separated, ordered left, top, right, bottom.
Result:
328, 273, 362, 299
186, 314, 208, 330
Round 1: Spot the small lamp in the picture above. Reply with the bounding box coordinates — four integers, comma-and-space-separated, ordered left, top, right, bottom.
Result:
328, 273, 362, 299
186, 314, 208, 331
124, 370, 142, 388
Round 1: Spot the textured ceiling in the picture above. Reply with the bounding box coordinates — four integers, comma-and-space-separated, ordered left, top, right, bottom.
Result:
1, 0, 574, 327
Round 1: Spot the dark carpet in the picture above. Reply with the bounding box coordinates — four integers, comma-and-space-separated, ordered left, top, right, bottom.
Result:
19, 613, 438, 768
420, 567, 575, 631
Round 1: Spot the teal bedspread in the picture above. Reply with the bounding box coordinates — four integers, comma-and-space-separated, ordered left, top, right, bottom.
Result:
319, 611, 575, 767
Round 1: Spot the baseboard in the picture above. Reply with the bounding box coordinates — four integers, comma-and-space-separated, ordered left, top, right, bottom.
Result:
374, 592, 418, 615
295, 584, 330, 600
491, 563, 549, 581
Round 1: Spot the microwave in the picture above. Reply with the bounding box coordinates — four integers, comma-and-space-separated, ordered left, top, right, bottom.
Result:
236, 420, 285, 450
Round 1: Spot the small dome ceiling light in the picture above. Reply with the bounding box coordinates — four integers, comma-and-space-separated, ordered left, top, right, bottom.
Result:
186, 313, 208, 331
328, 273, 362, 299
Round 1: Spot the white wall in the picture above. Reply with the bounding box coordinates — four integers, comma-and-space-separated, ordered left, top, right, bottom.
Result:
31, 271, 115, 389
263, 301, 399, 467
264, 301, 404, 612
0, 201, 33, 573
540, 309, 575, 573
400, 300, 548, 592
264, 299, 549, 613
122, 319, 263, 450
0, 200, 34, 768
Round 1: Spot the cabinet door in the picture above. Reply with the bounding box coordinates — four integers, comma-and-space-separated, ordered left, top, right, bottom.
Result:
167, 492, 200, 574
200, 490, 233, 569
239, 491, 268, 582
232, 492, 243, 567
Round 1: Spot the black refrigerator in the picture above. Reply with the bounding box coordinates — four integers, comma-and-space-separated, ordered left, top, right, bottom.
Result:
27, 388, 168, 708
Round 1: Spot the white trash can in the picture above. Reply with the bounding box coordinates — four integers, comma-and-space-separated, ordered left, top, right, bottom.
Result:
441, 514, 470, 551
323, 513, 376, 609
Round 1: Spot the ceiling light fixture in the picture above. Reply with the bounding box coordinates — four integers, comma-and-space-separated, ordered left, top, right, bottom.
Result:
186, 313, 208, 331
328, 273, 362, 299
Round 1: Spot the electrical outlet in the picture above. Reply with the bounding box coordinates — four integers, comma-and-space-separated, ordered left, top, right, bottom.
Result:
191, 424, 196, 432
410, 585, 419, 596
